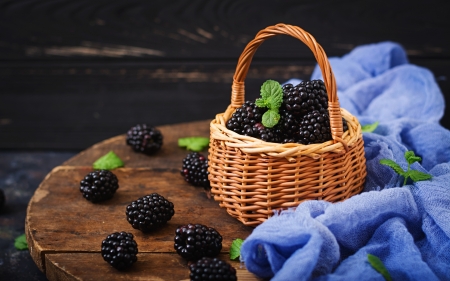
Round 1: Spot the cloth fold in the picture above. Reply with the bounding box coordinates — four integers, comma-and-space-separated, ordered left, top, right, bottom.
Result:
241, 42, 450, 280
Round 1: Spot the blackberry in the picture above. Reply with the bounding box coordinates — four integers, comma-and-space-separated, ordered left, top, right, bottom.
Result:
226, 100, 264, 137
126, 124, 163, 155
0, 189, 5, 211
80, 170, 119, 203
181, 152, 210, 190
174, 223, 223, 261
297, 110, 332, 145
126, 193, 175, 232
283, 80, 328, 116
189, 257, 237, 281
273, 107, 300, 143
253, 123, 280, 143
101, 231, 138, 270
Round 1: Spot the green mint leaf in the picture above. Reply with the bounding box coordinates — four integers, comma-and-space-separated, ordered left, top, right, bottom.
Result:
367, 254, 392, 281
260, 80, 282, 102
178, 137, 209, 152
408, 170, 432, 182
230, 238, 244, 260
361, 121, 379, 133
262, 109, 280, 128
14, 233, 28, 250
255, 98, 268, 108
380, 159, 405, 176
93, 151, 124, 170
405, 150, 421, 165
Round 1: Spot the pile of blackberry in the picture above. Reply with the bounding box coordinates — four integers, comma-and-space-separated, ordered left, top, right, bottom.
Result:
189, 257, 237, 281
79, 170, 119, 203
180, 152, 211, 190
226, 80, 348, 145
126, 193, 175, 232
126, 124, 163, 155
101, 231, 138, 270
174, 223, 223, 261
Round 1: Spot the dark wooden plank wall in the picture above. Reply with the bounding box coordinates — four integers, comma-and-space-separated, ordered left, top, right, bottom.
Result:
1, 0, 449, 150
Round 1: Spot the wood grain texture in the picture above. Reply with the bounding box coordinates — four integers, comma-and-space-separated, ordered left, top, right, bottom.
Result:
26, 120, 260, 280
0, 0, 449, 149
1, 0, 449, 60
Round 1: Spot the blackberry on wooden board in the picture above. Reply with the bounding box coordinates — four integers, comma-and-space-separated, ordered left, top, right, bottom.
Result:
101, 231, 138, 270
189, 257, 237, 281
79, 170, 119, 203
126, 193, 175, 232
174, 223, 223, 261
181, 152, 211, 190
126, 124, 163, 155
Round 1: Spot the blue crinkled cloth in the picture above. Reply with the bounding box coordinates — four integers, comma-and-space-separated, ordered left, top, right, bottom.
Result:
240, 42, 450, 281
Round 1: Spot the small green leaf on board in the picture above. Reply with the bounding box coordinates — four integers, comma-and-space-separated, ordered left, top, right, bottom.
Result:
178, 137, 210, 152
93, 151, 124, 170
230, 238, 244, 260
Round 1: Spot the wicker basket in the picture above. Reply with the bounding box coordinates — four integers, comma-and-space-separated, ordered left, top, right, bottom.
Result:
208, 23, 367, 227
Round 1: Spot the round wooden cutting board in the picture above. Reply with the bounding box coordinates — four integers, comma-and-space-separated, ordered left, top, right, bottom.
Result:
25, 120, 261, 281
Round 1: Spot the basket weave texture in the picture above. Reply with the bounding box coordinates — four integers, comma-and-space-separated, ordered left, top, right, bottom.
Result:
208, 24, 367, 227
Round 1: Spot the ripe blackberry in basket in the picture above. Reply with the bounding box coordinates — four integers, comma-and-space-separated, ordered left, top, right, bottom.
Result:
273, 107, 301, 143
126, 193, 175, 232
181, 152, 211, 190
174, 223, 223, 261
297, 110, 332, 145
226, 100, 264, 137
189, 257, 237, 281
101, 231, 138, 270
80, 170, 119, 203
126, 124, 163, 155
283, 80, 328, 116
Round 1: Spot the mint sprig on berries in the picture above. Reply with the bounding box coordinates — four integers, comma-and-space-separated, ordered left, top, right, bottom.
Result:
367, 254, 392, 281
380, 150, 432, 186
255, 80, 283, 128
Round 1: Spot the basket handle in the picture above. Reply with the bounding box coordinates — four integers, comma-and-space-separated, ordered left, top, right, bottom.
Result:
230, 23, 344, 142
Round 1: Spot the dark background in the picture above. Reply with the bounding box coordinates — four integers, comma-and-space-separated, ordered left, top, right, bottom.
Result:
0, 0, 449, 280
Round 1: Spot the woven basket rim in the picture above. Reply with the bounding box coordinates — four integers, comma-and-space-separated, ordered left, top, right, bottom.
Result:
211, 107, 361, 160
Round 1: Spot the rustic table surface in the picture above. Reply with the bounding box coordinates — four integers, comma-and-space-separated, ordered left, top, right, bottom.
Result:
1, 0, 449, 280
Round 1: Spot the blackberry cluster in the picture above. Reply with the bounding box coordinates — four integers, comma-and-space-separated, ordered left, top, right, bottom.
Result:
174, 223, 223, 261
181, 152, 211, 190
80, 170, 119, 203
283, 80, 328, 116
101, 231, 138, 270
126, 124, 163, 155
297, 110, 332, 145
126, 193, 175, 232
225, 101, 264, 137
189, 257, 237, 281
0, 189, 5, 211
226, 79, 349, 145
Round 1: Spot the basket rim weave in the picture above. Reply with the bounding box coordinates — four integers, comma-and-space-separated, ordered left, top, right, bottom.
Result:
210, 23, 362, 159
